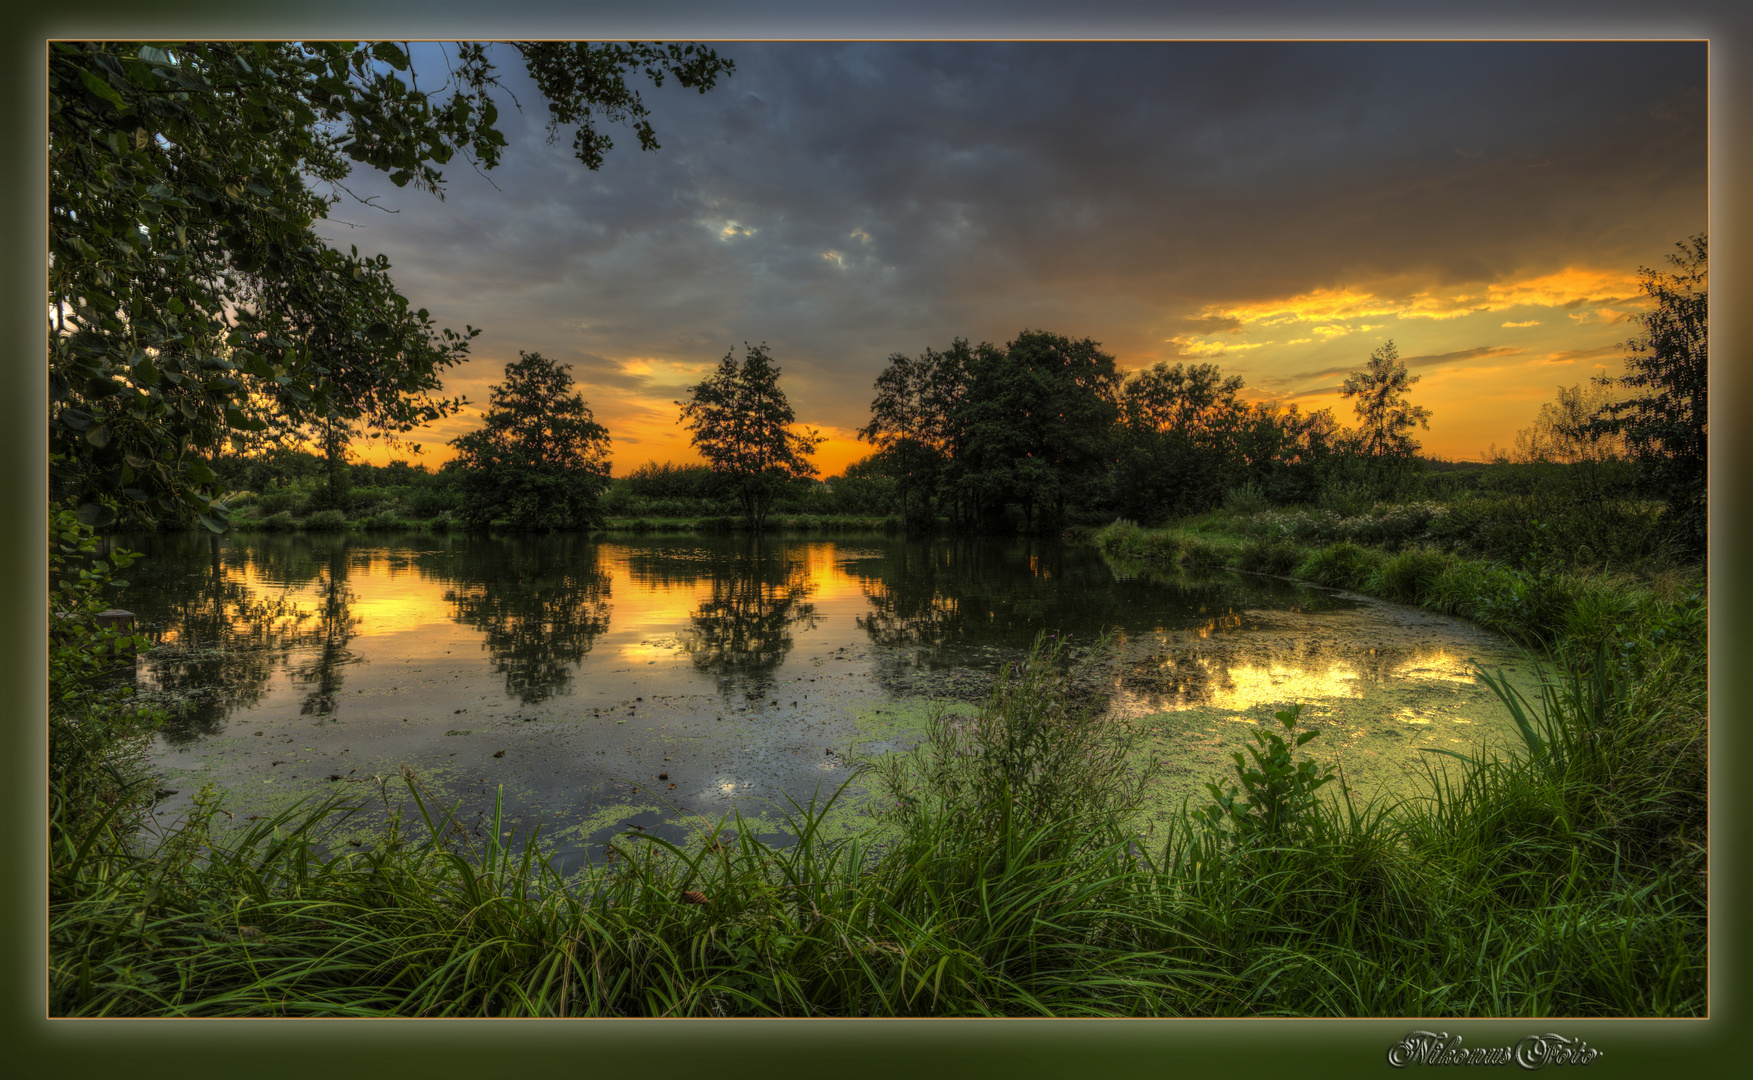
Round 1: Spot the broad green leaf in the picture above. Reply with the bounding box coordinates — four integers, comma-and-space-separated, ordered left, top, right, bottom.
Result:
75, 503, 116, 528
78, 68, 126, 110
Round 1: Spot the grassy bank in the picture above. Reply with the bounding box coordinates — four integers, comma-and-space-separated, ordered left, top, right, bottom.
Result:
1094, 513, 1707, 937
51, 609, 1705, 1015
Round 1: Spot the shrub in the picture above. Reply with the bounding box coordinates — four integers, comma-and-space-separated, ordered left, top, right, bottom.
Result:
1369, 547, 1453, 605
1237, 538, 1303, 576
406, 487, 458, 518
1222, 481, 1271, 516
871, 631, 1148, 850
254, 487, 306, 516
1198, 704, 1337, 844
48, 509, 161, 833
260, 510, 297, 532
1295, 541, 1380, 590
1319, 480, 1376, 518
348, 488, 392, 514
1178, 537, 1227, 575
1561, 579, 1638, 656
302, 509, 349, 531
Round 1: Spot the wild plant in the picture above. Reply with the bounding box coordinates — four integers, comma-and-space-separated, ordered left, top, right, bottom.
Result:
1197, 704, 1338, 844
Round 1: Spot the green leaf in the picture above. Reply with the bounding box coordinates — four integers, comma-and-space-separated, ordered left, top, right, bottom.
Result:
78, 68, 126, 110
370, 42, 410, 71
136, 45, 174, 67
75, 503, 116, 528
198, 514, 227, 534
85, 425, 112, 448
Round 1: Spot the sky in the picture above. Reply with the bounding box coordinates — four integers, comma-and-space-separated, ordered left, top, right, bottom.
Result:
324, 40, 1708, 475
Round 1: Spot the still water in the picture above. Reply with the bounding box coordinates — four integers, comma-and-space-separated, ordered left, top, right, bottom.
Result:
119, 531, 1539, 867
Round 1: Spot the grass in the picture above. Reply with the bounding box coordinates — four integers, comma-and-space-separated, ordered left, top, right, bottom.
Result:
50, 616, 1705, 1016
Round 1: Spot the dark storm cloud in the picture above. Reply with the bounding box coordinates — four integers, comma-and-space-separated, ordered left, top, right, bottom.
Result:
1273, 346, 1524, 386
1402, 346, 1525, 370
334, 40, 1704, 431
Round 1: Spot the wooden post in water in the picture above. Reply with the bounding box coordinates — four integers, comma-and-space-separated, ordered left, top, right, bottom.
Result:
95, 609, 135, 637
93, 610, 138, 685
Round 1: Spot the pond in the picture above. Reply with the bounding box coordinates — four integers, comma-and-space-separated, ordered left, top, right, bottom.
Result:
117, 531, 1543, 870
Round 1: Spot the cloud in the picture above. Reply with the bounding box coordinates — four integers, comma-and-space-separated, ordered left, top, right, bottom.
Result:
1273, 345, 1522, 386
326, 41, 1703, 464
1167, 336, 1270, 358
1400, 345, 1524, 369
1541, 344, 1621, 365
1193, 267, 1649, 332
1502, 320, 1541, 327
1566, 307, 1636, 326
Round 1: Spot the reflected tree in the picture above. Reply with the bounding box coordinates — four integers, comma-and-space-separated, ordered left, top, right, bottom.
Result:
673, 541, 818, 702
287, 540, 363, 718
444, 535, 613, 704
126, 533, 347, 739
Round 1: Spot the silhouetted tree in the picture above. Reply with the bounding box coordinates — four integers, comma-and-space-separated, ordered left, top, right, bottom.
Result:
1588, 234, 1707, 555
1341, 340, 1431, 487
678, 344, 823, 530
450, 351, 611, 530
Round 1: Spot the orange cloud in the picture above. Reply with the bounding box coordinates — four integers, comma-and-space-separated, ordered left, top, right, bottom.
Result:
1192, 266, 1647, 331
1168, 335, 1270, 357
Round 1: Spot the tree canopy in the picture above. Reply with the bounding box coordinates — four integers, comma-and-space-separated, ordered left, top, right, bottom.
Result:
449, 351, 611, 531
678, 343, 823, 531
952, 330, 1121, 531
1588, 234, 1707, 551
858, 343, 969, 530
48, 40, 733, 529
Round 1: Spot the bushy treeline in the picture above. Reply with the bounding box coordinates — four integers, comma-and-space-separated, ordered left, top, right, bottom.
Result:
851, 330, 1441, 534
205, 449, 895, 533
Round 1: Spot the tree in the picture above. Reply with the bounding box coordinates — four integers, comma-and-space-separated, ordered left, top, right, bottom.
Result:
677, 343, 823, 531
1515, 383, 1624, 466
1340, 340, 1431, 482
1112, 361, 1248, 520
955, 330, 1120, 531
49, 40, 733, 529
449, 352, 611, 530
1587, 234, 1707, 554
858, 343, 970, 530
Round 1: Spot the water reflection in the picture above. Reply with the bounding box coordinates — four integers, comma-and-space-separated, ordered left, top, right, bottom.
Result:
849, 540, 1327, 652
289, 541, 362, 718
135, 535, 357, 741
114, 531, 1532, 863
122, 531, 1371, 735
1113, 635, 1473, 715
443, 535, 612, 704
656, 541, 819, 702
